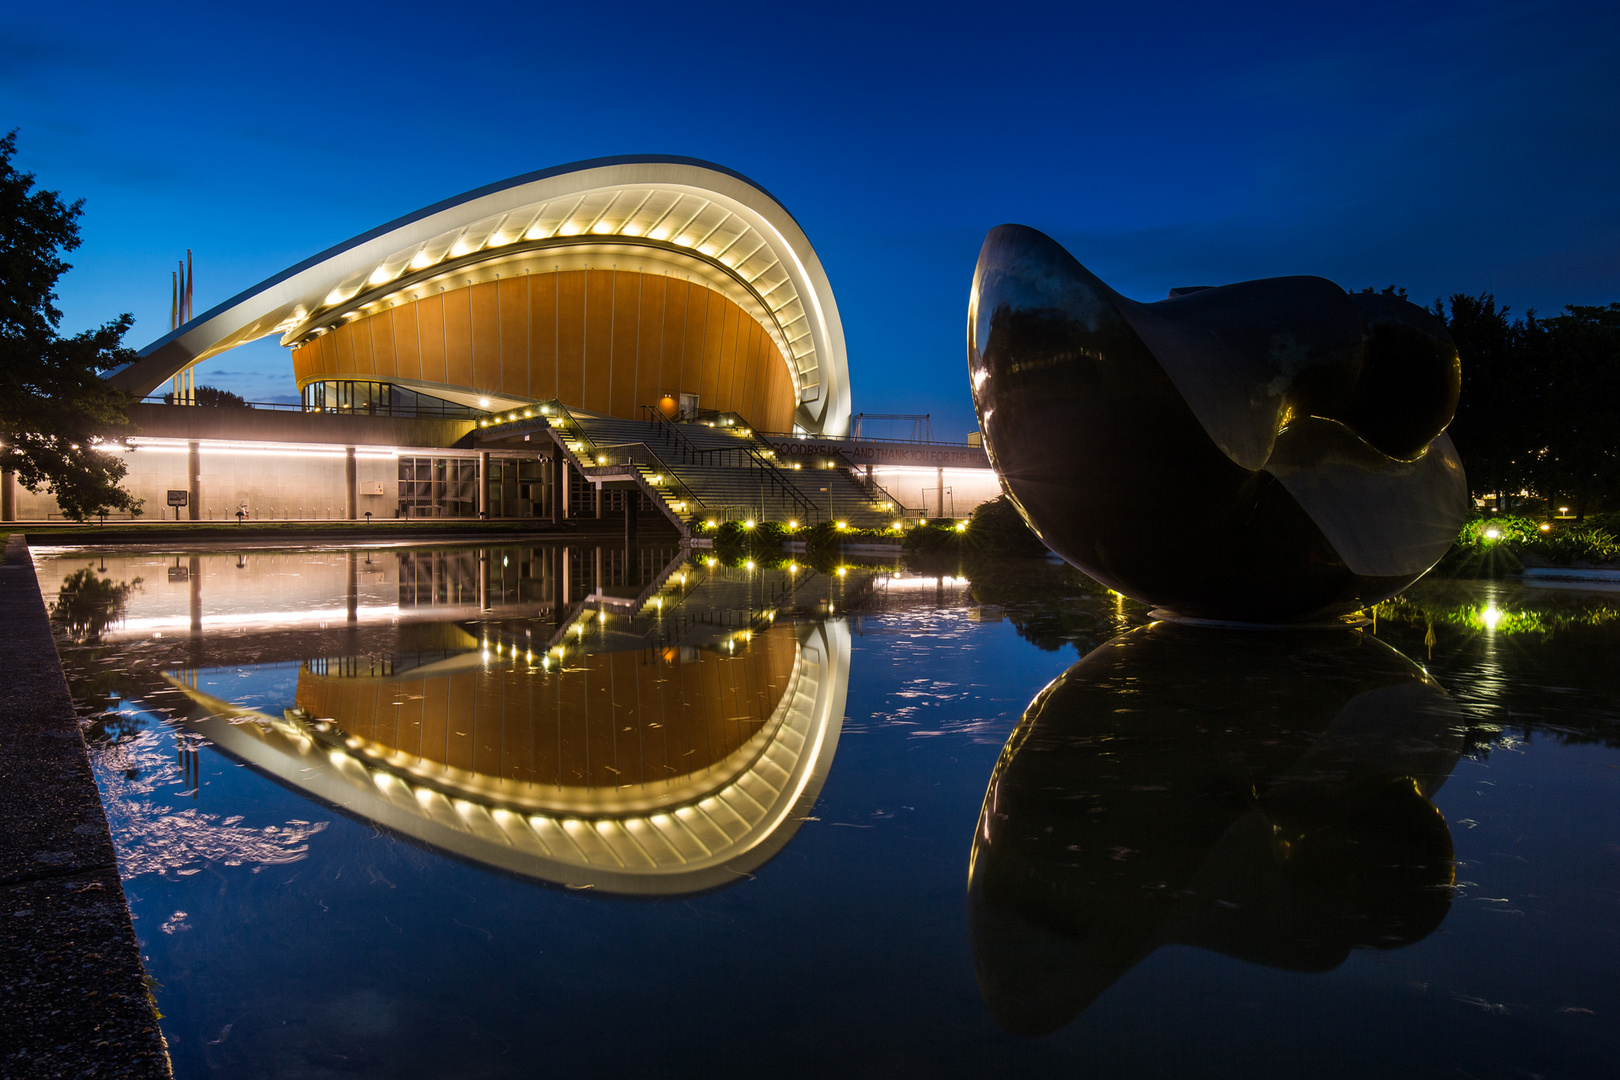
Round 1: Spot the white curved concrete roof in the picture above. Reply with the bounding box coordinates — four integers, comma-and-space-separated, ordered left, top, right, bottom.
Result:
114, 157, 852, 435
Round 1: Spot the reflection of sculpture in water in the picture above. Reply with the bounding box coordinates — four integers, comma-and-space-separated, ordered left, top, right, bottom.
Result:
967, 225, 1470, 622
969, 625, 1464, 1036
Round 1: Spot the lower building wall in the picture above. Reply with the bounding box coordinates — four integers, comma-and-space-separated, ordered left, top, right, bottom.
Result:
870, 466, 1005, 519
12, 446, 403, 522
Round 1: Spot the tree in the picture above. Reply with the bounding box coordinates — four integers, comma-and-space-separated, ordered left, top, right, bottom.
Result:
163, 384, 246, 408
1440, 293, 1620, 517
1440, 292, 1537, 506
1525, 303, 1620, 516
0, 130, 139, 520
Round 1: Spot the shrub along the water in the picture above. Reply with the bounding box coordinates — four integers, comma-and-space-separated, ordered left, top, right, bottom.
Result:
1437, 515, 1620, 576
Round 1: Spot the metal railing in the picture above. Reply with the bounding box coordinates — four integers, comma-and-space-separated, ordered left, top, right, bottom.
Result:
541, 400, 707, 517
135, 396, 480, 420
751, 427, 982, 449
638, 404, 818, 523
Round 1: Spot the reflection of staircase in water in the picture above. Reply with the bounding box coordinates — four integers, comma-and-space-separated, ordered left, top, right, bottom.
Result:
492, 402, 902, 530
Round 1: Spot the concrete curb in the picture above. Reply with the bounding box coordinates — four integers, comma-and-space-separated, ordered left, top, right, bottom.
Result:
0, 535, 172, 1078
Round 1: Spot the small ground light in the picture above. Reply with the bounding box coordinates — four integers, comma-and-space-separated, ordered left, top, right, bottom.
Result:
1541, 523, 1552, 531
788, 520, 798, 530
745, 559, 755, 569
955, 521, 967, 532
744, 519, 754, 529
705, 519, 717, 528
1482, 605, 1503, 630
788, 563, 798, 573
837, 567, 847, 577
1485, 528, 1501, 539
893, 521, 902, 530
837, 520, 848, 530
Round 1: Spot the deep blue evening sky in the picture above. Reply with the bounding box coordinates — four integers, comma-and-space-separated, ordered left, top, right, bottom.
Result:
5, 0, 1617, 436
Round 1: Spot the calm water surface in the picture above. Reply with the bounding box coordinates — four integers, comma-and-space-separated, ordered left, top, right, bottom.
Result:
35, 543, 1620, 1079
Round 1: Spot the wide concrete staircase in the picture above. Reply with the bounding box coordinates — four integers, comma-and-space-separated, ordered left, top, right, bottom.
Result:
514, 402, 902, 532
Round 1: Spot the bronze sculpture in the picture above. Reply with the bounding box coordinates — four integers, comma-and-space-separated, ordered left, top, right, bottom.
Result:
968, 225, 1469, 622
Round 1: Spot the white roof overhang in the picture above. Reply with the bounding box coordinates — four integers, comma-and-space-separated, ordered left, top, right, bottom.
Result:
114, 157, 851, 436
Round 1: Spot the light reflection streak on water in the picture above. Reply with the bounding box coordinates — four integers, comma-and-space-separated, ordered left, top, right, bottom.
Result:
92, 703, 330, 879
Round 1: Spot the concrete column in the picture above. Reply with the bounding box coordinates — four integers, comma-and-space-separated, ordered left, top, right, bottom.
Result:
1, 470, 13, 522
595, 481, 604, 519
552, 455, 566, 524
188, 442, 201, 521
625, 487, 638, 544
478, 451, 491, 518
936, 467, 945, 518
344, 447, 357, 520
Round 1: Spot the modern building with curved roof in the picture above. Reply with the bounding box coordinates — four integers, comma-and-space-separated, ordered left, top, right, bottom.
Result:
112, 157, 852, 437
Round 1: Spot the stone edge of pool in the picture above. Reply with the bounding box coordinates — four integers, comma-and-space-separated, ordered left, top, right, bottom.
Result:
0, 535, 172, 1079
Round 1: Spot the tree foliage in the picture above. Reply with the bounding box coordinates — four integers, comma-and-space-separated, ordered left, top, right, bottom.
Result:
164, 384, 246, 408
1441, 292, 1620, 516
0, 130, 139, 519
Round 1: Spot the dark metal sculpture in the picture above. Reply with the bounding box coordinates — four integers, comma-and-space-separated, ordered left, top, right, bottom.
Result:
968, 225, 1469, 622
969, 625, 1464, 1035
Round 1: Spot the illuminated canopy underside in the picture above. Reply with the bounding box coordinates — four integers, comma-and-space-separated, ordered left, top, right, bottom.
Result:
115, 157, 851, 435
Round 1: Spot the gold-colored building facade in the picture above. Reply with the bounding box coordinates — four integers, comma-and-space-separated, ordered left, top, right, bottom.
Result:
292, 268, 798, 432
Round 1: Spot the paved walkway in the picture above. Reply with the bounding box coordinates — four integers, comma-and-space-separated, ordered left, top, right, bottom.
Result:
0, 536, 171, 1078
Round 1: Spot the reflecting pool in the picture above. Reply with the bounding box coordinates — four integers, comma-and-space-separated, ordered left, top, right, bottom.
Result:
36, 544, 1620, 1079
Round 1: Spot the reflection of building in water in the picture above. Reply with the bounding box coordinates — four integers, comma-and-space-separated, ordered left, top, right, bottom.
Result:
157, 546, 861, 894
293, 622, 799, 800
970, 625, 1466, 1036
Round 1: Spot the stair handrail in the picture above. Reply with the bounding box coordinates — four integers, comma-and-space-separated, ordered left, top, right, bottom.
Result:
538, 401, 706, 525
640, 405, 705, 464
589, 441, 707, 512
679, 409, 824, 521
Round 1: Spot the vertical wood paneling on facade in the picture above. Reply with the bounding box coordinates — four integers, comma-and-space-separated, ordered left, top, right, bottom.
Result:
715, 302, 740, 415
527, 272, 555, 401
644, 274, 670, 399
289, 270, 793, 422
443, 284, 474, 389
415, 292, 448, 385
554, 271, 586, 407
700, 289, 726, 407
752, 324, 774, 426
660, 277, 686, 401
582, 270, 615, 413
680, 285, 707, 408
500, 273, 529, 401
609, 270, 640, 418
391, 304, 421, 383
369, 310, 396, 378
469, 281, 501, 391
769, 353, 794, 432
333, 321, 356, 384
